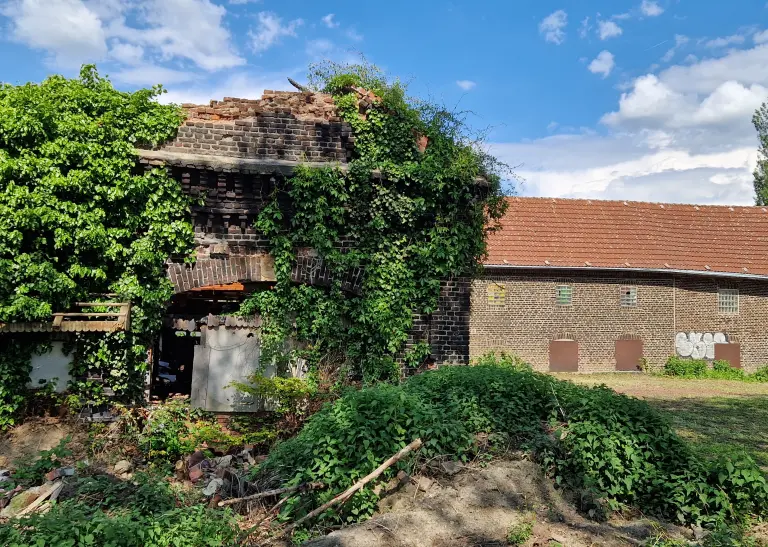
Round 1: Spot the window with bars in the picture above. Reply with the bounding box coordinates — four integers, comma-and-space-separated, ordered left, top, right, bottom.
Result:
620, 286, 637, 307
556, 285, 573, 306
718, 288, 739, 314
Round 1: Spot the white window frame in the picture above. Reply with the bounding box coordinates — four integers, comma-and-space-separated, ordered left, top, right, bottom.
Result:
718, 288, 739, 315
555, 285, 573, 307
620, 285, 638, 308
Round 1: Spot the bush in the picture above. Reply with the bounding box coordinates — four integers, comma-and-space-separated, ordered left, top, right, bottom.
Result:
257, 357, 768, 531
664, 356, 708, 377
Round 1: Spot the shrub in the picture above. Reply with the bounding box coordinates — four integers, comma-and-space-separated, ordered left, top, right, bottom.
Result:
506, 516, 534, 545
257, 357, 768, 531
664, 356, 708, 377
751, 366, 768, 382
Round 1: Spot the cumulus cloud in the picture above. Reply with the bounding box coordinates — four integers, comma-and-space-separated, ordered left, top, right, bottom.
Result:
492, 43, 768, 205
755, 29, 768, 44
456, 80, 477, 91
249, 11, 303, 53
1, 0, 244, 71
321, 13, 339, 28
588, 51, 615, 78
539, 10, 567, 45
598, 20, 622, 40
705, 34, 746, 48
640, 0, 664, 17
1, 0, 108, 67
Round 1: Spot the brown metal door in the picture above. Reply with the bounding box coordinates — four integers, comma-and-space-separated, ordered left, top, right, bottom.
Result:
615, 340, 643, 371
549, 340, 578, 372
714, 343, 741, 369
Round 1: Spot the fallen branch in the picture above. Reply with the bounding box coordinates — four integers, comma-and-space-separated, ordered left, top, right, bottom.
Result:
219, 482, 324, 508
269, 438, 423, 542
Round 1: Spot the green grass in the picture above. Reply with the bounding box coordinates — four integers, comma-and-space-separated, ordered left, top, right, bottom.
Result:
557, 374, 768, 470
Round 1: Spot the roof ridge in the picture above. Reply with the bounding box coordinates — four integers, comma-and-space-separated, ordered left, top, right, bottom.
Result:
505, 196, 762, 209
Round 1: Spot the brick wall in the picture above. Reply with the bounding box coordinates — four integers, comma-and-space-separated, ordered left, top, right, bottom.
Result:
470, 268, 768, 372
154, 91, 354, 162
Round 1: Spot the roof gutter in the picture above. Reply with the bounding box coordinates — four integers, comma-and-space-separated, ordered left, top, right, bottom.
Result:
482, 264, 768, 281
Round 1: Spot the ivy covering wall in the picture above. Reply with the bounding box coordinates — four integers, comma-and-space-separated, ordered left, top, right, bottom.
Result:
0, 67, 195, 425
240, 62, 509, 381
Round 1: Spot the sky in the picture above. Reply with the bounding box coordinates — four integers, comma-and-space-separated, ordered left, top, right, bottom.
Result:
1, 1, 767, 205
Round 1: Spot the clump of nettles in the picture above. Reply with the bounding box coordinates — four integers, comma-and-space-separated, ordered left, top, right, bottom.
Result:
256, 356, 768, 532
240, 60, 509, 382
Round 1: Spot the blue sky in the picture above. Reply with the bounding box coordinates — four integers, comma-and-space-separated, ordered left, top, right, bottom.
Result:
1, 1, 767, 204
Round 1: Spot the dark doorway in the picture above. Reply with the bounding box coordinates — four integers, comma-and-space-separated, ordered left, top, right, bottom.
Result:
549, 340, 579, 372
615, 339, 643, 371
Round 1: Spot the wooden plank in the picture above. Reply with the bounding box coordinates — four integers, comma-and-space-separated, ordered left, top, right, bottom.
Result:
75, 302, 125, 307
57, 312, 122, 317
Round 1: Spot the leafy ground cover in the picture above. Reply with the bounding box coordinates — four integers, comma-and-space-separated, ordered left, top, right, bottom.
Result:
559, 373, 768, 470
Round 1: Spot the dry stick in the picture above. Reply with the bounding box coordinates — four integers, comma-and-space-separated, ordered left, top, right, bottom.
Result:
268, 438, 423, 543
218, 482, 324, 507
236, 494, 293, 545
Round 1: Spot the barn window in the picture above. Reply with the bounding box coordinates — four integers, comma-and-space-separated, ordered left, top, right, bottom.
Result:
556, 285, 573, 306
620, 286, 637, 307
718, 288, 739, 314
487, 283, 506, 305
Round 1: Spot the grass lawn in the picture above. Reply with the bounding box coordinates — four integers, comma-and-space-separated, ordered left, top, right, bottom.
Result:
555, 373, 768, 469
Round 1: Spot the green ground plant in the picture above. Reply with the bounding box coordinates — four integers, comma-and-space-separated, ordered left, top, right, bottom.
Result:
506, 515, 534, 545
0, 471, 239, 547
256, 355, 768, 534
663, 356, 768, 382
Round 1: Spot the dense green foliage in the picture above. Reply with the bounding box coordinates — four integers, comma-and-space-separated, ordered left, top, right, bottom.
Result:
753, 101, 768, 205
0, 472, 239, 547
0, 339, 44, 428
258, 356, 768, 531
239, 61, 508, 381
0, 67, 194, 423
664, 356, 768, 382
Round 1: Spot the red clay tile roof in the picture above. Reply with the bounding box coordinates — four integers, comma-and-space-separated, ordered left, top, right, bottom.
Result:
485, 197, 768, 277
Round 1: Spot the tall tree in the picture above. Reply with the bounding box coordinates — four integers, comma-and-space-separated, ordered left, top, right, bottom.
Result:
753, 101, 768, 205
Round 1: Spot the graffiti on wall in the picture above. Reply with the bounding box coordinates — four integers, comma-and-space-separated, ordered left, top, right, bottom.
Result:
675, 332, 727, 360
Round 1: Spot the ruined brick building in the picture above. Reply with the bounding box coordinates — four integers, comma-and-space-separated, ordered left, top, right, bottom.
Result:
133, 90, 768, 409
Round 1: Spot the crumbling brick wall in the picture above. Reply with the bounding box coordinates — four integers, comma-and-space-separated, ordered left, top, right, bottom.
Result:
156, 91, 354, 162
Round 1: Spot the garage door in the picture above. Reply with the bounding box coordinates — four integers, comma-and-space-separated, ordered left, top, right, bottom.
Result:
549, 340, 578, 372
615, 339, 643, 371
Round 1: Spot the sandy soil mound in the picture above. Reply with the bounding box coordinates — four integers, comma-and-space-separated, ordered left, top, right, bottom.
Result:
305, 457, 688, 547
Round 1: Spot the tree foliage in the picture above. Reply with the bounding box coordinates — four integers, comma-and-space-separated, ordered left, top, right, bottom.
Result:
239, 61, 509, 381
0, 67, 194, 421
753, 101, 768, 205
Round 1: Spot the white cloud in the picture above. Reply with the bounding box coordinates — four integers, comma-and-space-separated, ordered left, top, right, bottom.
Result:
539, 10, 567, 45
109, 42, 144, 66
578, 16, 591, 39
1, 0, 244, 71
112, 65, 198, 86
598, 20, 622, 40
491, 42, 768, 205
640, 0, 664, 17
456, 80, 477, 91
306, 38, 334, 58
661, 34, 689, 63
321, 13, 339, 28
1, 0, 108, 67
704, 34, 746, 48
249, 11, 303, 53
588, 51, 615, 78
229, 0, 261, 4
158, 72, 293, 106
755, 29, 768, 44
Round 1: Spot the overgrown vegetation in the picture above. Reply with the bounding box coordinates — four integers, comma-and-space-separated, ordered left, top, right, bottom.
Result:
256, 355, 767, 534
0, 471, 239, 547
664, 356, 768, 382
239, 60, 508, 382
0, 66, 194, 426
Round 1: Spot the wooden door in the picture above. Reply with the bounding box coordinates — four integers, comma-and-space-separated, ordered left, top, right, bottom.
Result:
549, 340, 578, 372
615, 340, 643, 371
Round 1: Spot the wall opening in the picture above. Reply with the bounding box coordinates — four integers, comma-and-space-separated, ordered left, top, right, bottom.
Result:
549, 340, 578, 372
714, 343, 741, 369
615, 339, 643, 371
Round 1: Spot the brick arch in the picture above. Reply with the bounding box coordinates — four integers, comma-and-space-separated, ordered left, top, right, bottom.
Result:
617, 333, 641, 340
551, 331, 577, 341
167, 253, 364, 295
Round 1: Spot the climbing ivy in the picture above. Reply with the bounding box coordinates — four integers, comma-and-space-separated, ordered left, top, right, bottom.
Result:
0, 66, 194, 423
240, 61, 508, 381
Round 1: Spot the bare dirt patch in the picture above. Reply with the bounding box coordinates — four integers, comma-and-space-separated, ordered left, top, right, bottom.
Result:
304, 457, 686, 547
0, 418, 87, 469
